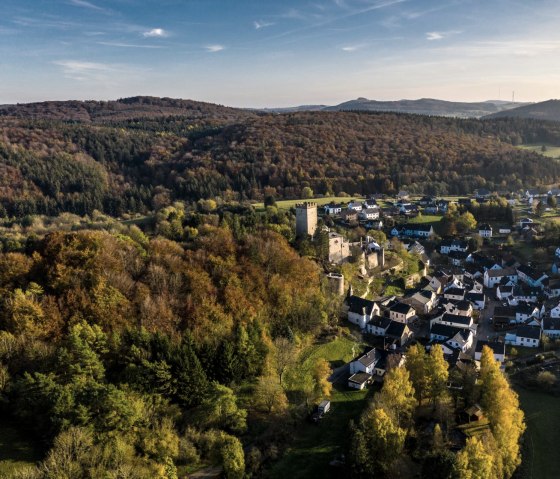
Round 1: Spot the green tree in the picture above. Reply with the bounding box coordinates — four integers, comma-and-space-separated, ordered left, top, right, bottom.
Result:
456, 437, 495, 479
377, 367, 416, 428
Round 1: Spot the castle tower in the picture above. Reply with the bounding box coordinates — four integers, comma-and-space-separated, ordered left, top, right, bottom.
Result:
295, 202, 318, 238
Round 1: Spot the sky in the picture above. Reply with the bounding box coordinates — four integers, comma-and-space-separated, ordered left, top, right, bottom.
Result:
1, 0, 560, 107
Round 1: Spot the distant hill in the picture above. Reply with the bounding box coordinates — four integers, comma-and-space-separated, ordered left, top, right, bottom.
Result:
484, 99, 560, 122
322, 98, 529, 118
0, 96, 256, 123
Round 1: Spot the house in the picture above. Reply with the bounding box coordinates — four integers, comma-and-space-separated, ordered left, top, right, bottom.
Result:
430, 323, 471, 343
445, 329, 474, 353
419, 196, 435, 206
360, 207, 380, 221
542, 317, 560, 339
549, 300, 560, 318
478, 223, 493, 238
324, 203, 343, 215
555, 247, 560, 258
436, 199, 450, 213
349, 348, 404, 379
496, 285, 514, 301
493, 306, 516, 329
474, 340, 506, 363
364, 198, 378, 208
397, 190, 410, 200
499, 226, 512, 234
483, 267, 518, 288
348, 372, 372, 390
476, 188, 491, 199
510, 285, 540, 304
444, 287, 466, 301
424, 203, 439, 214
546, 279, 560, 298
385, 321, 413, 346
389, 302, 416, 323
505, 325, 541, 348
517, 264, 548, 289
466, 291, 486, 310
347, 296, 380, 329
405, 290, 437, 314
393, 224, 434, 238
431, 312, 474, 330
341, 209, 359, 224
448, 250, 469, 266
440, 239, 469, 255
347, 201, 363, 211
365, 315, 392, 336
515, 302, 540, 323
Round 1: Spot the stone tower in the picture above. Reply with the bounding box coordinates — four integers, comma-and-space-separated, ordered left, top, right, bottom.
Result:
295, 202, 318, 238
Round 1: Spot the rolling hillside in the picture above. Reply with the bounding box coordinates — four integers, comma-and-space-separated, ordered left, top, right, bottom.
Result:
484, 99, 560, 122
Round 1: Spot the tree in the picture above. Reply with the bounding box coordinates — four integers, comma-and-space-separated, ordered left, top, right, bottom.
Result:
220, 435, 245, 479
405, 344, 428, 402
536, 370, 556, 389
377, 367, 416, 428
479, 346, 525, 478
252, 375, 288, 414
301, 186, 313, 199
198, 383, 247, 434
547, 195, 557, 209
456, 437, 495, 479
456, 212, 477, 233
272, 337, 299, 388
535, 200, 546, 217
426, 345, 449, 405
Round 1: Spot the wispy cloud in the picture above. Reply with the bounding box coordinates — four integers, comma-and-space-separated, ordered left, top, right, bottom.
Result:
205, 44, 224, 53
52, 60, 112, 81
254, 20, 275, 30
97, 41, 164, 49
143, 28, 168, 38
426, 30, 461, 41
341, 43, 366, 52
68, 0, 106, 12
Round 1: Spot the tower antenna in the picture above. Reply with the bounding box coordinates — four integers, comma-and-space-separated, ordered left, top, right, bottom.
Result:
512, 91, 515, 103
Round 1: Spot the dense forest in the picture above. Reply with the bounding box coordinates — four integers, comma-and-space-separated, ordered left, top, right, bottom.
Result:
1, 97, 560, 218
0, 211, 340, 478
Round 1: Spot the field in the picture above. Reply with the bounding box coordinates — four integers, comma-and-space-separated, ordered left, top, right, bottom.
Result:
517, 144, 560, 159
252, 196, 365, 211
0, 424, 41, 476
267, 335, 371, 479
515, 387, 560, 479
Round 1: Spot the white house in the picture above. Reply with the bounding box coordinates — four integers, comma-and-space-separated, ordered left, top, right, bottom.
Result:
505, 326, 541, 348
466, 291, 486, 310
324, 204, 343, 215
347, 296, 380, 329
542, 317, 560, 339
483, 268, 518, 288
517, 265, 548, 289
389, 302, 416, 323
347, 201, 363, 211
360, 207, 380, 221
445, 329, 474, 353
431, 312, 474, 330
478, 223, 493, 238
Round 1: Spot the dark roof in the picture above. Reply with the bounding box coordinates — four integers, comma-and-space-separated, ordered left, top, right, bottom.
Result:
517, 264, 547, 281
390, 302, 414, 315
455, 300, 472, 311
355, 348, 382, 367
516, 302, 538, 315
431, 323, 467, 339
466, 292, 484, 302
479, 223, 492, 231
348, 372, 372, 385
516, 325, 541, 340
494, 306, 516, 318
386, 321, 408, 338
368, 316, 392, 329
475, 340, 505, 355
348, 296, 376, 316
543, 317, 560, 331
445, 287, 465, 297
448, 250, 469, 260
407, 223, 433, 232
442, 313, 472, 326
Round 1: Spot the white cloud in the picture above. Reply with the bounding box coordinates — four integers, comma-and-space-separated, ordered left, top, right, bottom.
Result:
98, 41, 164, 49
52, 60, 112, 81
143, 28, 168, 38
205, 44, 224, 52
68, 0, 105, 12
254, 20, 274, 30
341, 44, 366, 52
426, 31, 444, 41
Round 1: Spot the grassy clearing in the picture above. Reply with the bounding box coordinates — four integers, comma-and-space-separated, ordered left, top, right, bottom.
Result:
252, 197, 365, 211
0, 424, 41, 476
267, 335, 369, 479
517, 144, 560, 159
407, 214, 443, 224
267, 385, 372, 479
515, 387, 560, 479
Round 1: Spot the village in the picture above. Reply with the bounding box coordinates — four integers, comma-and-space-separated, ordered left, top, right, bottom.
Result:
293, 189, 560, 415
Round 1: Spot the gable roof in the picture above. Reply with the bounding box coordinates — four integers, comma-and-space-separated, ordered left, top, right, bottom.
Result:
475, 340, 505, 355
431, 323, 468, 339
390, 302, 414, 315
348, 296, 377, 316
441, 313, 472, 326
386, 320, 408, 338
516, 325, 541, 340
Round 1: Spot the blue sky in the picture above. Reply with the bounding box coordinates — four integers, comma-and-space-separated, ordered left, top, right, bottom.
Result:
1, 0, 560, 106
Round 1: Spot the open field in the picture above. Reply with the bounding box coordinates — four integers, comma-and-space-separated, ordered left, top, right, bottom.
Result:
267, 335, 369, 479
252, 196, 365, 211
515, 387, 560, 479
407, 214, 443, 224
517, 144, 560, 159
0, 424, 41, 476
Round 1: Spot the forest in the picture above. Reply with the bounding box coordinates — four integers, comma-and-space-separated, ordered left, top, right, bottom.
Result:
1, 97, 560, 219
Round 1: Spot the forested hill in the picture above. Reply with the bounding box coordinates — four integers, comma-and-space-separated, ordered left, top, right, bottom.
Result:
484, 99, 560, 122
0, 96, 257, 123
1, 100, 560, 218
